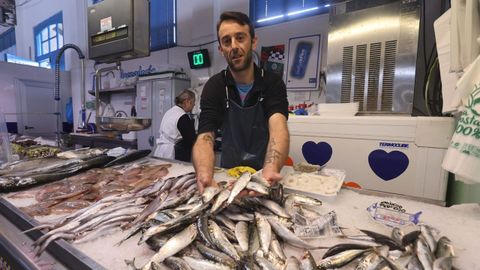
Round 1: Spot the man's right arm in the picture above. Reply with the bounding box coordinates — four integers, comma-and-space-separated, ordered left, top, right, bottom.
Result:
192, 131, 217, 193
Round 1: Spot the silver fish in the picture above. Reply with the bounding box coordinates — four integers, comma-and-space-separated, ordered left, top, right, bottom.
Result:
211, 189, 231, 213
270, 234, 286, 261
407, 255, 424, 270
246, 181, 269, 195
235, 221, 249, 252
171, 173, 196, 190
416, 236, 434, 270
248, 222, 260, 255
228, 172, 252, 204
355, 252, 383, 270
317, 249, 369, 270
284, 193, 322, 207
208, 220, 240, 261
264, 250, 285, 269
267, 218, 318, 249
257, 198, 290, 218
195, 242, 237, 268
141, 203, 208, 243
435, 236, 454, 258
197, 214, 215, 247
164, 257, 192, 270
183, 256, 232, 270
251, 173, 271, 187
300, 251, 317, 270
254, 253, 276, 270
202, 186, 221, 203
223, 211, 254, 222
378, 257, 404, 270
420, 225, 437, 253
215, 213, 236, 231
392, 227, 405, 246
141, 223, 197, 269
255, 212, 272, 254
433, 256, 452, 270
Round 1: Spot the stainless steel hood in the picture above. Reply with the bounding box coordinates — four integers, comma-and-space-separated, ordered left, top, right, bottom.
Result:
0, 0, 15, 26
326, 0, 420, 114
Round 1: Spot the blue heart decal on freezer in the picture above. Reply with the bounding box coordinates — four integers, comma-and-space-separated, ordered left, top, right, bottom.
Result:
368, 150, 409, 181
302, 141, 332, 166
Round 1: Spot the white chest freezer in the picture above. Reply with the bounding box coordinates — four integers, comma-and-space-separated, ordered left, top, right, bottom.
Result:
288, 116, 455, 202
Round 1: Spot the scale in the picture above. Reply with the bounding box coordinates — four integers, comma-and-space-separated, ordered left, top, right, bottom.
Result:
87, 0, 151, 136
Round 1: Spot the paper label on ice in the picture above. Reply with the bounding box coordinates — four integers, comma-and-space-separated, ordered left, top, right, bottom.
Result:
367, 201, 422, 227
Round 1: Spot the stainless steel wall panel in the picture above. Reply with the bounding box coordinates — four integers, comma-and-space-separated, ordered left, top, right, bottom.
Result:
326, 0, 420, 114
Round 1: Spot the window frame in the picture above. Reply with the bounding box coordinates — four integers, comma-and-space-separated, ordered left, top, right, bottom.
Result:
0, 28, 16, 52
249, 0, 330, 28
33, 11, 64, 69
150, 0, 177, 51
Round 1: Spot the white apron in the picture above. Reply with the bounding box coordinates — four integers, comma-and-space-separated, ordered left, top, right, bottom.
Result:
154, 106, 186, 159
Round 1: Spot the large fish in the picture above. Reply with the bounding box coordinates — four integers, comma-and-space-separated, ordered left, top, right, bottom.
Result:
103, 149, 151, 168
0, 157, 81, 176
140, 223, 197, 269
317, 249, 371, 270
227, 172, 252, 204
0, 155, 115, 192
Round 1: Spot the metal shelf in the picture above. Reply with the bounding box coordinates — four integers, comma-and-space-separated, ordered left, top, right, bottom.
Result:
87, 85, 136, 96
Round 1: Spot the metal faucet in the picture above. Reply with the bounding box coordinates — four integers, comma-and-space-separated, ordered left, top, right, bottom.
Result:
94, 61, 122, 129
54, 44, 86, 147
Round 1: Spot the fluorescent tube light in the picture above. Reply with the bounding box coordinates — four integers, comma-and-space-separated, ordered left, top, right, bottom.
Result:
256, 14, 284, 23
287, 7, 319, 16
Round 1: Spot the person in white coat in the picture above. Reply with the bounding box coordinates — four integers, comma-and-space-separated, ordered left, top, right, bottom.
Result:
154, 90, 196, 161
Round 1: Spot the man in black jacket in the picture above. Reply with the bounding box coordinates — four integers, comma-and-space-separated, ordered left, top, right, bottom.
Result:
193, 11, 289, 194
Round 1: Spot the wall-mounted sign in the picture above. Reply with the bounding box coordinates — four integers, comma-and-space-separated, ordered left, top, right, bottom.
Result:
187, 49, 210, 69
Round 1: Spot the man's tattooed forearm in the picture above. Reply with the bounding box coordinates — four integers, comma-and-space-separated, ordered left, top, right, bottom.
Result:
265, 149, 281, 164
269, 138, 277, 147
201, 134, 215, 145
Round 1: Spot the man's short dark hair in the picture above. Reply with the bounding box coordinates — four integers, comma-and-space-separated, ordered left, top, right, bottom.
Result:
216, 11, 255, 43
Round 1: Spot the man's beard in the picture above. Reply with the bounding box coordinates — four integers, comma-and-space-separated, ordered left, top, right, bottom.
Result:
227, 49, 253, 72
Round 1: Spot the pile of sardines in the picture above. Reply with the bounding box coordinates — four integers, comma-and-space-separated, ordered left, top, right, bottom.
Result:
27, 170, 455, 270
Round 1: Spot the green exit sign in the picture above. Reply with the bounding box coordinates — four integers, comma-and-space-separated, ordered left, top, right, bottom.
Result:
187, 49, 211, 69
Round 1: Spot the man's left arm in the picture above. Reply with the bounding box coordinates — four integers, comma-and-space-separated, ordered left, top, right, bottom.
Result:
262, 112, 289, 185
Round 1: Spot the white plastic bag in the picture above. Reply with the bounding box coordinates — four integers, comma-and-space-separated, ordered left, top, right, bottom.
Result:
442, 86, 480, 184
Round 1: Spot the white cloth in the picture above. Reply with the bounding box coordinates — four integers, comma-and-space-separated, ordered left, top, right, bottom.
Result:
450, 0, 480, 72
442, 55, 480, 184
434, 9, 461, 113
153, 106, 186, 159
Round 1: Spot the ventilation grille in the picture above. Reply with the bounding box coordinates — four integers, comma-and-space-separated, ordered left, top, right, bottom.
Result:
353, 44, 367, 109
340, 46, 353, 103
367, 42, 381, 111
340, 40, 398, 112
381, 40, 397, 111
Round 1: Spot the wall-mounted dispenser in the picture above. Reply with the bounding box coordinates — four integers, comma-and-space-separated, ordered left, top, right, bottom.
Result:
87, 0, 150, 63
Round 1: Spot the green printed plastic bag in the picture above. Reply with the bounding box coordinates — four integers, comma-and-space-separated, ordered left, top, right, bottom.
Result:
442, 85, 480, 183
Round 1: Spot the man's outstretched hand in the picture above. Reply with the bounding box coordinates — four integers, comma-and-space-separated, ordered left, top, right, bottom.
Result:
196, 176, 218, 193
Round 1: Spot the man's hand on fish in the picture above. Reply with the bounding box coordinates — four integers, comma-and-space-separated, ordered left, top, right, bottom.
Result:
262, 167, 283, 186
196, 175, 218, 193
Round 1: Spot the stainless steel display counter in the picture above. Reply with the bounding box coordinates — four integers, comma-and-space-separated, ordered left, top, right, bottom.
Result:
0, 160, 478, 269
0, 198, 105, 270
